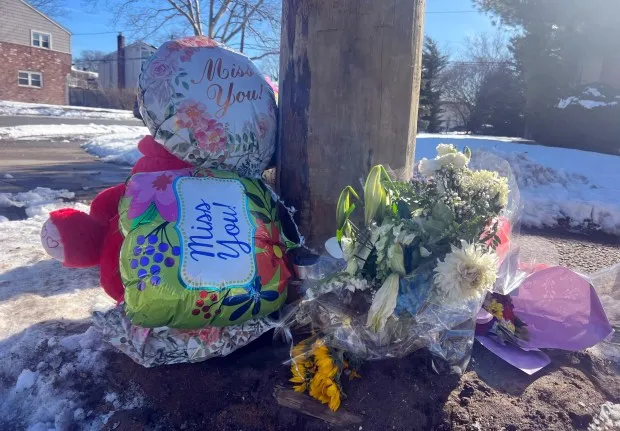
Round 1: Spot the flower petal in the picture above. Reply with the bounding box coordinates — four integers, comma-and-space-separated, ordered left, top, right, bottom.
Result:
229, 300, 252, 321
155, 198, 179, 222
222, 293, 251, 306
252, 299, 261, 315
260, 290, 279, 302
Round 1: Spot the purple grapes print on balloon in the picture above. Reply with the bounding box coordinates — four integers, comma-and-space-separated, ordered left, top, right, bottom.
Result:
128, 222, 180, 291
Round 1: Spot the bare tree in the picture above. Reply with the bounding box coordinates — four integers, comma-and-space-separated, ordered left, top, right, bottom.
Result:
93, 0, 280, 60
255, 53, 279, 80
26, 0, 66, 17
441, 31, 510, 130
73, 50, 108, 73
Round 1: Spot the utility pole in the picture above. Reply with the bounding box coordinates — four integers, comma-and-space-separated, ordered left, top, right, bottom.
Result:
277, 0, 426, 249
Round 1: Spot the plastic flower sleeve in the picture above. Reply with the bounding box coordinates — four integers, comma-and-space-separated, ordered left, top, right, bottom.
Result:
282, 145, 522, 388
588, 263, 620, 341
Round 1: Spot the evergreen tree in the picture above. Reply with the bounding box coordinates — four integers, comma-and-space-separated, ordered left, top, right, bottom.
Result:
473, 0, 620, 137
469, 65, 525, 136
418, 37, 448, 133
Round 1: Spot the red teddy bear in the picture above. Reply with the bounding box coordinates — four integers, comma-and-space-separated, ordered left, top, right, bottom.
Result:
40, 136, 191, 302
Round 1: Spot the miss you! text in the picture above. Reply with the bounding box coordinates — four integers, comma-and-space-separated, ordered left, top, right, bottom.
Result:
192, 57, 264, 118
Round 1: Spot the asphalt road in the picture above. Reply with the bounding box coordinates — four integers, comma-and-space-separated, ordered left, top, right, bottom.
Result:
0, 115, 134, 219
0, 114, 143, 127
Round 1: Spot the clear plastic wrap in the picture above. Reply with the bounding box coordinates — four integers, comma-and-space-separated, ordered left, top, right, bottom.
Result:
281, 145, 523, 392
589, 263, 620, 342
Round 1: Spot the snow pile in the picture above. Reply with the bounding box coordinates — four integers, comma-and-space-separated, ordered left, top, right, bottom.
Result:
0, 188, 75, 217
416, 134, 620, 235
0, 200, 114, 339
0, 200, 123, 429
0, 124, 148, 140
82, 132, 145, 165
588, 402, 620, 431
0, 100, 134, 120
557, 97, 617, 109
0, 325, 143, 430
557, 86, 619, 110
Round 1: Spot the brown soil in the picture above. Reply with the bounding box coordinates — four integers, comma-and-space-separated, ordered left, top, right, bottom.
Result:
88, 330, 619, 431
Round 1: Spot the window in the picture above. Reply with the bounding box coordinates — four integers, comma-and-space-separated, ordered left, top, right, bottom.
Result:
31, 31, 51, 49
18, 71, 42, 88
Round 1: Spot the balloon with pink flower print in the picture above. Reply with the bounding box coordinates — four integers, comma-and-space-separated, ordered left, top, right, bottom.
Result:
138, 35, 278, 177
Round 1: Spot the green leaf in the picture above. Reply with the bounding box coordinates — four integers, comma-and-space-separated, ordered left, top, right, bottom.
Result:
243, 133, 249, 142
431, 202, 454, 225
246, 192, 267, 210
251, 210, 271, 223
157, 129, 175, 141
182, 81, 189, 90
130, 203, 159, 229
163, 103, 176, 120
363, 165, 392, 226
336, 186, 359, 231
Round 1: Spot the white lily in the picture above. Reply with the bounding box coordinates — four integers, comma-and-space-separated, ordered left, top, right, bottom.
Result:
366, 273, 400, 332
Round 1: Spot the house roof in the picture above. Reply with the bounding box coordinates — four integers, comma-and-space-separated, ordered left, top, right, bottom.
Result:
104, 40, 157, 58
17, 0, 71, 35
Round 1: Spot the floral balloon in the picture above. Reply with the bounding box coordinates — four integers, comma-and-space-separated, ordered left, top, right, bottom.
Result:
138, 36, 277, 177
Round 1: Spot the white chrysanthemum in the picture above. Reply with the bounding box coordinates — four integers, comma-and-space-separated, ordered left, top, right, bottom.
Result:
463, 170, 510, 208
417, 152, 470, 177
433, 240, 498, 302
436, 143, 458, 156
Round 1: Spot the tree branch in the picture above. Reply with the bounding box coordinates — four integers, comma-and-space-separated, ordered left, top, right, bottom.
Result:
213, 0, 233, 30
223, 0, 264, 43
194, 0, 203, 35
218, 3, 238, 40
250, 50, 279, 61
166, 0, 201, 35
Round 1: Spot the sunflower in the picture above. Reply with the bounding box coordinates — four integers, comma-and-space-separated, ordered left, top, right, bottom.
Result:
290, 361, 308, 393
488, 299, 504, 321
308, 343, 342, 411
289, 341, 343, 411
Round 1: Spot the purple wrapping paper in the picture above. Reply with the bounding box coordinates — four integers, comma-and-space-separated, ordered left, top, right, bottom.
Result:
511, 267, 613, 351
476, 335, 551, 375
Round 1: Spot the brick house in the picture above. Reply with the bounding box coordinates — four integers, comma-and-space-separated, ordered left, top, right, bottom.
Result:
0, 0, 72, 105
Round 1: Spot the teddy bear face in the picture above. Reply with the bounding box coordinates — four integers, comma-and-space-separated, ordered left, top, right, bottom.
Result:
138, 36, 278, 177
41, 218, 65, 262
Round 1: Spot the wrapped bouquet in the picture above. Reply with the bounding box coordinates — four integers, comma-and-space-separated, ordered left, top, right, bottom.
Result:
286, 144, 514, 410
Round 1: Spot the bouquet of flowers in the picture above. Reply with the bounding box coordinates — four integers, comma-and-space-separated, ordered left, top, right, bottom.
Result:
286, 144, 514, 411
478, 293, 528, 346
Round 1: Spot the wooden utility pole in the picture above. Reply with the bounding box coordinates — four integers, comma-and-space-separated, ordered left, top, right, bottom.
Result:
277, 0, 426, 249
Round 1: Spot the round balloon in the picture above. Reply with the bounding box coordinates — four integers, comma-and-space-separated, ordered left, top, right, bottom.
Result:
138, 36, 277, 177
118, 168, 293, 329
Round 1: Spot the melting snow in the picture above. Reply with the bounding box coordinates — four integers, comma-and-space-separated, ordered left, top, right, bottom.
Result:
416, 134, 620, 235
0, 124, 147, 140
0, 100, 134, 121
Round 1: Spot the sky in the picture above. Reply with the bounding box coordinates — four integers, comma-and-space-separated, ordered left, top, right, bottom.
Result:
53, 0, 498, 59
